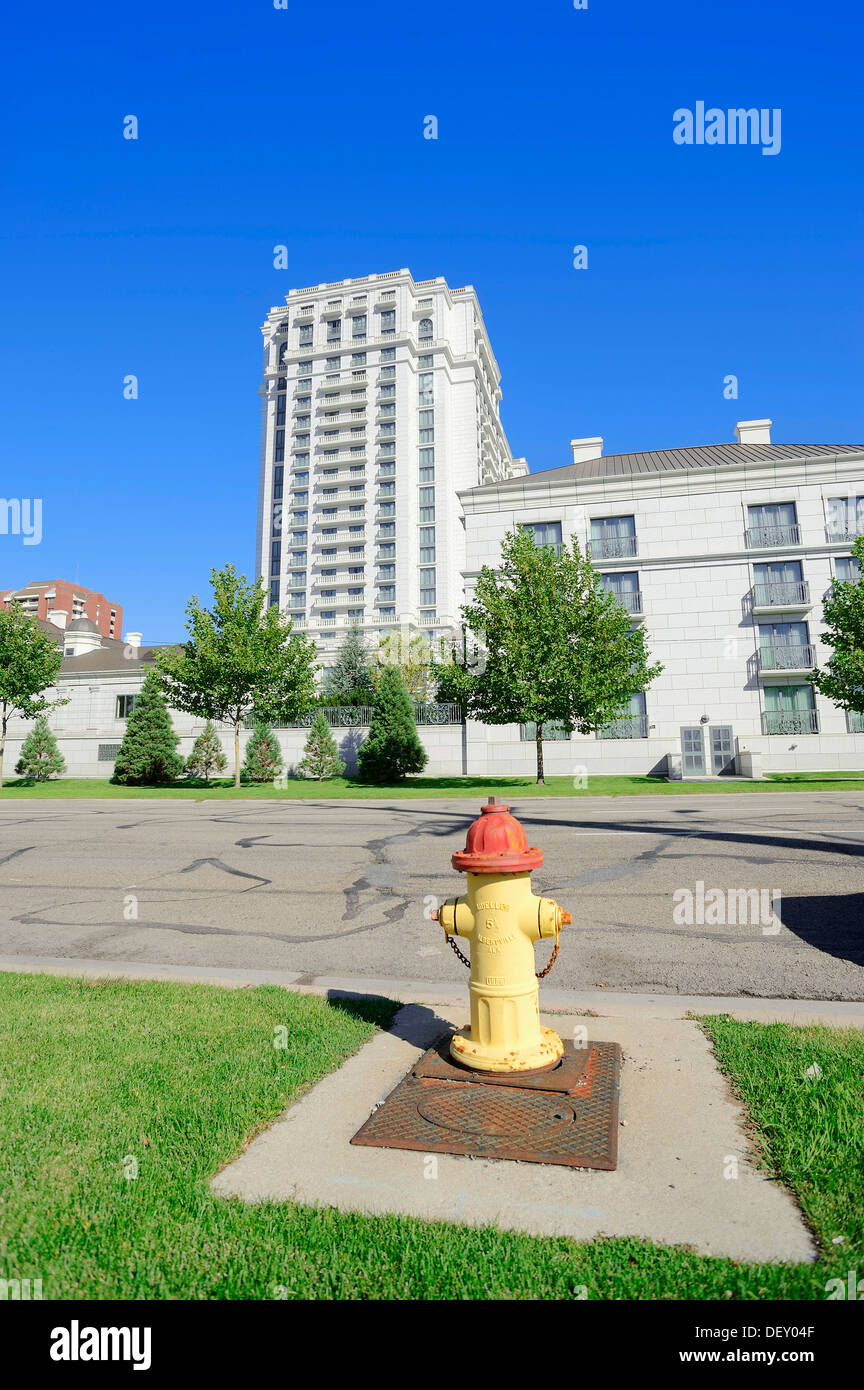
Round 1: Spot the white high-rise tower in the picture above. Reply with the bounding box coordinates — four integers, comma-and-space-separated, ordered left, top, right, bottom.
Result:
256, 269, 527, 663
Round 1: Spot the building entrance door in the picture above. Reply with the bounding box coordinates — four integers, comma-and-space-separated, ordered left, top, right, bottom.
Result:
710, 725, 734, 774
680, 726, 706, 775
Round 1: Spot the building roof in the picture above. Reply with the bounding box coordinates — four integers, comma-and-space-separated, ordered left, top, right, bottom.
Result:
66, 616, 100, 633
500, 442, 864, 487
60, 645, 165, 674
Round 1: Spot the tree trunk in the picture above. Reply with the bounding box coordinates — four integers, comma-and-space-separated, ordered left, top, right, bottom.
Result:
0, 709, 6, 790
234, 721, 241, 788
535, 723, 545, 785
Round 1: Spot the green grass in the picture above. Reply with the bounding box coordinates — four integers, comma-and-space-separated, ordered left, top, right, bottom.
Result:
1, 971, 862, 1299
4, 771, 864, 798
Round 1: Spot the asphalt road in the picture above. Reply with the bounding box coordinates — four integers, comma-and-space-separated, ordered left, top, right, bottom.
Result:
1, 793, 863, 999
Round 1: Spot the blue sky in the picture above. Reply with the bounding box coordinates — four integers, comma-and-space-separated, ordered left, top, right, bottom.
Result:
2, 0, 862, 641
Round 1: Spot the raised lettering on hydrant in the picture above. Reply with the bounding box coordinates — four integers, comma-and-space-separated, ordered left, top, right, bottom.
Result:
432, 798, 572, 1072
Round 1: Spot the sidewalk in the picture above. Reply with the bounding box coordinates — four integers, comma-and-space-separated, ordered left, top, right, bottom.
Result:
2, 952, 863, 1026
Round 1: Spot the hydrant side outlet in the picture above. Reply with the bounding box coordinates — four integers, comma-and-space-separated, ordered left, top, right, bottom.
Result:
439, 801, 572, 1073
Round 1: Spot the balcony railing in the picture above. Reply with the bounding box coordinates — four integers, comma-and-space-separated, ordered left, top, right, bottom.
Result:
758, 644, 816, 671
603, 588, 643, 615
258, 702, 462, 730
588, 535, 638, 560
762, 710, 819, 735
847, 711, 864, 733
745, 524, 802, 548
826, 524, 863, 543
597, 715, 650, 739
752, 581, 810, 608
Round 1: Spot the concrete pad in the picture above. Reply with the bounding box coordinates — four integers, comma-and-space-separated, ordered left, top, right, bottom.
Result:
211, 1003, 817, 1264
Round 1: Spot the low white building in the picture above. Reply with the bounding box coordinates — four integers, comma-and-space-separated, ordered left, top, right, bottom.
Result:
459, 419, 864, 776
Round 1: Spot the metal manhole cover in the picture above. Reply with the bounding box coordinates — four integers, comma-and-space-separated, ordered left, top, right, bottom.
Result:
351, 1040, 622, 1170
415, 1086, 574, 1137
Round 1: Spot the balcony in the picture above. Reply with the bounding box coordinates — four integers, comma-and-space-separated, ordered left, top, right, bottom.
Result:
347, 299, 368, 316
321, 302, 343, 320
847, 712, 864, 733
588, 536, 638, 560
603, 588, 644, 619
745, 524, 802, 549
316, 431, 366, 447
751, 582, 811, 612
757, 644, 816, 673
762, 710, 819, 735
597, 715, 650, 739
295, 306, 314, 322
826, 524, 863, 543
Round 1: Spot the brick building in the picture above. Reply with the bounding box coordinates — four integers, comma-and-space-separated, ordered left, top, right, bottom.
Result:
0, 580, 122, 640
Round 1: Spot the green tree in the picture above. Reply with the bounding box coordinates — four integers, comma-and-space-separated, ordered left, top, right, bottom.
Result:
0, 603, 66, 789
322, 627, 373, 702
242, 721, 283, 783
370, 630, 434, 700
435, 527, 663, 783
112, 668, 184, 785
185, 720, 227, 784
14, 714, 66, 782
813, 534, 864, 714
297, 712, 346, 780
357, 666, 428, 783
156, 564, 318, 787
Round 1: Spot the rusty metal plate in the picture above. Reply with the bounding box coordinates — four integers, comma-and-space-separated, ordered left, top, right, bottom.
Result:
351, 1041, 621, 1169
412, 1034, 595, 1094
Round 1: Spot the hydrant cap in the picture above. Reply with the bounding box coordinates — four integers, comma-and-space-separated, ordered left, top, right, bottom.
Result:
451, 798, 544, 873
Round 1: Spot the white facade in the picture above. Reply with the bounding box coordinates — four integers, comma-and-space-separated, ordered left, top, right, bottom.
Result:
256, 269, 527, 672
459, 425, 864, 774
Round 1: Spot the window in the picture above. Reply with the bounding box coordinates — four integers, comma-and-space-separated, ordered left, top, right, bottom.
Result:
298, 361, 312, 373
379, 365, 396, 380
827, 496, 864, 541
327, 320, 342, 342
321, 568, 337, 578
381, 309, 396, 331
378, 564, 396, 580
418, 317, 433, 341
378, 585, 396, 600
351, 352, 366, 367
379, 423, 396, 437
292, 530, 307, 544
274, 429, 284, 463
347, 608, 364, 620
321, 547, 336, 558
419, 408, 434, 444
348, 525, 365, 535
419, 486, 435, 523
590, 516, 636, 559
522, 520, 562, 550
320, 589, 336, 599
379, 461, 396, 477
326, 356, 341, 371
379, 521, 396, 538
758, 621, 811, 669
293, 510, 308, 523
269, 581, 280, 608
116, 695, 138, 718
379, 501, 396, 517
418, 354, 433, 368
418, 373, 433, 405
379, 543, 396, 558
380, 347, 396, 362
378, 482, 396, 497
379, 383, 396, 399
291, 550, 307, 565
763, 685, 818, 734
276, 393, 286, 426
273, 465, 284, 501
599, 571, 641, 613
598, 692, 648, 739
288, 593, 305, 608
746, 503, 799, 548
379, 605, 396, 617
836, 556, 862, 582
348, 587, 363, 597
348, 567, 364, 577
293, 491, 308, 504
299, 326, 313, 346
353, 316, 367, 338
98, 744, 122, 762
379, 441, 396, 456
419, 465, 434, 483
289, 572, 306, 588
380, 403, 396, 418
753, 560, 806, 606
419, 447, 434, 466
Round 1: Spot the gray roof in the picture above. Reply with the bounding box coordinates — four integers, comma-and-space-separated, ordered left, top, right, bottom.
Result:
66, 616, 101, 632
60, 645, 165, 674
475, 443, 864, 489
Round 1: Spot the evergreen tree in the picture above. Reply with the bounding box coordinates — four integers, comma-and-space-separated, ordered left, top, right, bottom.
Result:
0, 603, 66, 789
242, 721, 283, 783
357, 667, 428, 783
322, 627, 373, 702
112, 668, 184, 785
185, 720, 227, 784
297, 712, 346, 780
14, 714, 66, 781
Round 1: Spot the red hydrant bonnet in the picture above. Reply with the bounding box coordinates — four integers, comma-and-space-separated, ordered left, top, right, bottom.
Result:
451, 798, 544, 874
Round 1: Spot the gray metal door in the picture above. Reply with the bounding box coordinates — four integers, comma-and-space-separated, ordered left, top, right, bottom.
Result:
710, 725, 734, 774
680, 726, 705, 775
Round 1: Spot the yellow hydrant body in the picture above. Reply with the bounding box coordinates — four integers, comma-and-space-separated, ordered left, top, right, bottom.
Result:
435, 800, 571, 1073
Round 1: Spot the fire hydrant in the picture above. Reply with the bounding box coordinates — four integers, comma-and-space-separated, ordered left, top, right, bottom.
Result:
432, 798, 572, 1073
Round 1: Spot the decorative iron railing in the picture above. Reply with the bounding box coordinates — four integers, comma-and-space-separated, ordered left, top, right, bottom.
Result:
247, 702, 463, 730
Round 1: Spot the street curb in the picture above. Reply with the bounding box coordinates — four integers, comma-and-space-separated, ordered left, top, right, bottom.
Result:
1, 954, 862, 1026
